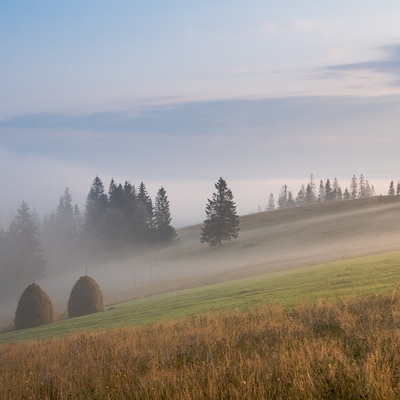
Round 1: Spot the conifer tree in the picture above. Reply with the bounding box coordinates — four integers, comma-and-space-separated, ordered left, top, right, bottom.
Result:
296, 185, 306, 206
350, 175, 358, 200
305, 184, 314, 204
324, 179, 334, 201
397, 181, 400, 196
286, 191, 296, 208
136, 182, 154, 241
318, 180, 325, 202
277, 185, 288, 209
343, 187, 351, 201
267, 193, 275, 211
388, 181, 395, 196
84, 176, 108, 232
154, 187, 177, 243
201, 177, 240, 246
359, 174, 366, 198
308, 174, 317, 203
0, 202, 45, 303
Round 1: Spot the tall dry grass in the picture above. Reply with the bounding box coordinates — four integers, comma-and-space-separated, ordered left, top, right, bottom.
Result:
2, 288, 400, 399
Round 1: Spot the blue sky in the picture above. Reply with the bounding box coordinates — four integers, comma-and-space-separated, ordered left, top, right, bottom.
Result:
1, 2, 400, 227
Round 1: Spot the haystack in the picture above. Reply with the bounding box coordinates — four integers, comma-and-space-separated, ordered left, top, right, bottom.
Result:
14, 283, 55, 330
68, 275, 104, 318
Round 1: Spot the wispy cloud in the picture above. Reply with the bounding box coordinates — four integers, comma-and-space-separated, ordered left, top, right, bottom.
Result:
320, 43, 400, 86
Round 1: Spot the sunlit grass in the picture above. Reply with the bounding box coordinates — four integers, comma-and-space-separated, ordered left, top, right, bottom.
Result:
2, 250, 400, 344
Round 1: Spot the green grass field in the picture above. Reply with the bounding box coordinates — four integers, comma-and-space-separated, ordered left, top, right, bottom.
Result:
2, 250, 400, 344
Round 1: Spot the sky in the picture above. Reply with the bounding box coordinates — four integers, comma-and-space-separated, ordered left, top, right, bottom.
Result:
1, 1, 400, 228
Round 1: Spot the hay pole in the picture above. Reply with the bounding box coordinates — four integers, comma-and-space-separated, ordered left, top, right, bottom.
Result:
3, 319, 15, 332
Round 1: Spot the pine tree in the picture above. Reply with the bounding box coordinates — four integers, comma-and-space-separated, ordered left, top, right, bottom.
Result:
277, 185, 288, 209
308, 174, 317, 203
286, 191, 296, 208
318, 180, 325, 202
332, 178, 342, 200
350, 175, 358, 200
154, 187, 177, 243
359, 174, 366, 198
0, 202, 45, 303
397, 181, 400, 196
84, 176, 108, 232
296, 185, 306, 206
201, 177, 240, 246
305, 184, 314, 204
343, 188, 351, 201
267, 193, 275, 211
388, 181, 395, 196
136, 182, 154, 241
324, 179, 334, 201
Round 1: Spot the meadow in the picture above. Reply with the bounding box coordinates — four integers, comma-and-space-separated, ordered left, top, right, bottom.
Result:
2, 198, 400, 398
2, 287, 400, 399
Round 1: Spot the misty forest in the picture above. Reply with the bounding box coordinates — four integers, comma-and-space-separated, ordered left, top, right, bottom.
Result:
0, 176, 176, 305
0, 172, 397, 306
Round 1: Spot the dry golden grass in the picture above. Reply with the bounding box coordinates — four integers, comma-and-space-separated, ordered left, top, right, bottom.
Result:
2, 288, 400, 399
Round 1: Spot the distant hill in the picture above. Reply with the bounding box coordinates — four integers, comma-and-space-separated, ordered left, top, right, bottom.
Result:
98, 196, 400, 303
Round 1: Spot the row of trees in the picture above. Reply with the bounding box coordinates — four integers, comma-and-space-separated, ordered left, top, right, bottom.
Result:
0, 177, 177, 304
267, 174, 377, 210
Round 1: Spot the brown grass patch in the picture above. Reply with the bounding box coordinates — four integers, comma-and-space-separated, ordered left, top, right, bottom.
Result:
3, 289, 400, 398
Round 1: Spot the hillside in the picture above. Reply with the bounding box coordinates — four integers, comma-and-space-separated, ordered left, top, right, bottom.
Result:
2, 196, 400, 325
65, 196, 400, 304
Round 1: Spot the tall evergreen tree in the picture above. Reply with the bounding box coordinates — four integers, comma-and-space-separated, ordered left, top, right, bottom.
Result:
267, 193, 275, 211
397, 181, 400, 196
343, 187, 351, 201
308, 174, 317, 203
201, 177, 240, 247
332, 178, 342, 200
350, 175, 358, 200
0, 202, 45, 303
296, 185, 306, 206
324, 179, 334, 201
318, 180, 325, 202
359, 174, 366, 198
388, 180, 395, 196
286, 191, 296, 208
136, 182, 154, 241
84, 176, 108, 231
305, 184, 314, 204
277, 185, 288, 209
154, 187, 177, 244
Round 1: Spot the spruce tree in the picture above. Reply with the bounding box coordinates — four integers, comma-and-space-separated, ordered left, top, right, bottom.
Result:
267, 193, 275, 211
359, 174, 366, 198
318, 180, 325, 202
154, 187, 177, 243
350, 175, 358, 200
388, 181, 395, 196
136, 182, 154, 241
286, 191, 296, 208
201, 177, 240, 247
277, 185, 288, 209
305, 184, 314, 204
84, 176, 108, 232
0, 202, 45, 303
296, 185, 306, 206
324, 179, 334, 201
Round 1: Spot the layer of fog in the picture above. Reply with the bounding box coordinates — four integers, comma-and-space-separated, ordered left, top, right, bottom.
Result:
2, 198, 400, 326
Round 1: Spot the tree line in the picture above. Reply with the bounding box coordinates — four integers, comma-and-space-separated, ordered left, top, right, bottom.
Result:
267, 174, 378, 210
0, 176, 176, 304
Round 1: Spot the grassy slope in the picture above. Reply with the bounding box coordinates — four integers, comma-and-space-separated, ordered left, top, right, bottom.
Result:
2, 249, 400, 344
2, 196, 400, 343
